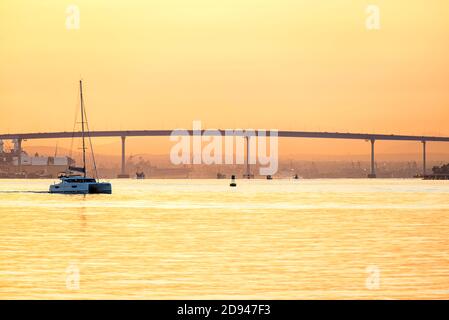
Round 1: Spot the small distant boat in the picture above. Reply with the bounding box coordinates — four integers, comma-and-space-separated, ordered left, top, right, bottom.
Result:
27, 171, 53, 179
49, 81, 111, 194
217, 172, 226, 179
293, 174, 299, 179
136, 171, 145, 179
0, 171, 26, 179
229, 175, 237, 187
266, 175, 273, 180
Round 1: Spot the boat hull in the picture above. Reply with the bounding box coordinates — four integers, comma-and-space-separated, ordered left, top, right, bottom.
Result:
49, 182, 112, 194
88, 182, 112, 194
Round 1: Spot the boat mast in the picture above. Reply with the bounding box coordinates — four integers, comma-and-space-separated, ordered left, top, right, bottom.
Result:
79, 80, 87, 178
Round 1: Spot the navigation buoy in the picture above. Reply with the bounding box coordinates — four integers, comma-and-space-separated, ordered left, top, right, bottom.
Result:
230, 175, 237, 187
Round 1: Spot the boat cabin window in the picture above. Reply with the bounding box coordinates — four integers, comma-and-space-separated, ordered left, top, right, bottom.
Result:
65, 178, 96, 183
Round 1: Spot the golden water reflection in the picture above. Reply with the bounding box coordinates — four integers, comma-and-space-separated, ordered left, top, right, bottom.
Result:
0, 179, 448, 299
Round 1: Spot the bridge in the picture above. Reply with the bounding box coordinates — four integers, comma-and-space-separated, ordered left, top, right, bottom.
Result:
1, 130, 449, 178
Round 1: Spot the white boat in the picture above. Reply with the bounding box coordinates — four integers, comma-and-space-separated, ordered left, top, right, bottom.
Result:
50, 80, 112, 194
136, 171, 145, 179
50, 175, 111, 194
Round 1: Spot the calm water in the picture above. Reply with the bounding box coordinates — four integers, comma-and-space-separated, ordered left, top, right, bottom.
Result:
0, 179, 449, 299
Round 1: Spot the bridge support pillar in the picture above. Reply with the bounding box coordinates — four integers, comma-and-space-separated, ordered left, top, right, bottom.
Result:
422, 141, 427, 177
117, 136, 130, 178
17, 138, 22, 173
368, 139, 376, 178
243, 136, 252, 179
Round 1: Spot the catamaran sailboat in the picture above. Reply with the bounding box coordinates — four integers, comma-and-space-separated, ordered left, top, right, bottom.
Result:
49, 81, 112, 194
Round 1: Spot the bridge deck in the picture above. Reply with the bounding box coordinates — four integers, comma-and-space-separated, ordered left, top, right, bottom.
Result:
1, 130, 449, 142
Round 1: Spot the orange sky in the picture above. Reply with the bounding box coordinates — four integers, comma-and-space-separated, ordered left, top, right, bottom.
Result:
1, 0, 449, 157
